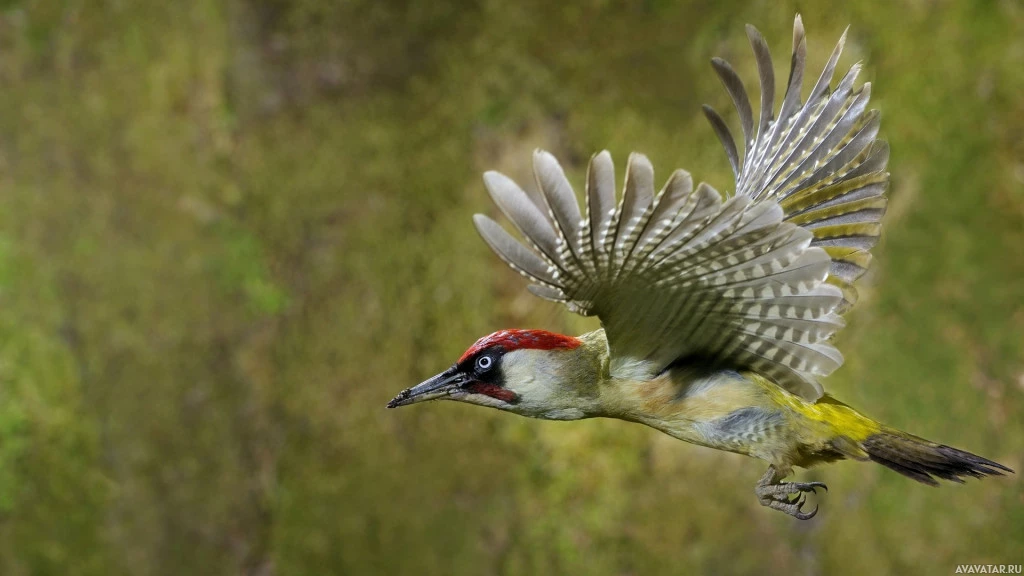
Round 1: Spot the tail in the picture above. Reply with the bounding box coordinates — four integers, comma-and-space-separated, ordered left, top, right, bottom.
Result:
859, 429, 1013, 486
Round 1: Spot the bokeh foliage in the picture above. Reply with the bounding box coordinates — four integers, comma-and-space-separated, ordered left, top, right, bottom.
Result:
0, 0, 1021, 574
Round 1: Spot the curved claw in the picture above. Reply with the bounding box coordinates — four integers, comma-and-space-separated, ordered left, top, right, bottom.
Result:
793, 503, 819, 521
755, 466, 827, 520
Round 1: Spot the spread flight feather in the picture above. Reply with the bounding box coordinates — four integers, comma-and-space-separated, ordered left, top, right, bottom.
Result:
473, 15, 888, 401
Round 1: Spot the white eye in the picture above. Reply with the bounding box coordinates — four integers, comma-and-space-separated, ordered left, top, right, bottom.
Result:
476, 355, 493, 371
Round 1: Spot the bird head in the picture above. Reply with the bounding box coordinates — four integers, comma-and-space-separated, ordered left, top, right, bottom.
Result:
387, 329, 598, 420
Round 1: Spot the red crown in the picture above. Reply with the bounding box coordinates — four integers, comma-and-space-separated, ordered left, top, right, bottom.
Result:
458, 329, 581, 363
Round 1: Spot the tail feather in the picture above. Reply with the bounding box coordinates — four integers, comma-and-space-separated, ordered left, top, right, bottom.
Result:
861, 430, 1013, 486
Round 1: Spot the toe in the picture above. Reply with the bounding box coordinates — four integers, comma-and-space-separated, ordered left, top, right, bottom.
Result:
793, 504, 819, 520
794, 481, 828, 493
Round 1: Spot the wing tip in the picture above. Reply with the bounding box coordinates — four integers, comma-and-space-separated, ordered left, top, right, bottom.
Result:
482, 169, 512, 189
626, 151, 653, 171
472, 212, 491, 228
745, 23, 762, 41
533, 147, 555, 163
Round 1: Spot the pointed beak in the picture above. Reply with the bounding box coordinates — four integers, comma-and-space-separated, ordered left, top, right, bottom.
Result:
387, 366, 468, 408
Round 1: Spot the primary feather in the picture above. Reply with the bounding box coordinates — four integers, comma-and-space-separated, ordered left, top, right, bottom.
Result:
473, 15, 889, 401
704, 15, 890, 309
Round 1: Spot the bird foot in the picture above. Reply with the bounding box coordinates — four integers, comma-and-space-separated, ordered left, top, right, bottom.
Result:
755, 465, 827, 520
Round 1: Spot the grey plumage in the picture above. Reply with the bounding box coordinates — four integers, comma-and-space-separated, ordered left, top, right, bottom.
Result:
473, 16, 890, 401
703, 406, 786, 447
705, 15, 889, 308
476, 149, 844, 400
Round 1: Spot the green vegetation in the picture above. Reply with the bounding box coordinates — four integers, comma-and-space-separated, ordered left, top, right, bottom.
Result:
0, 1, 1020, 574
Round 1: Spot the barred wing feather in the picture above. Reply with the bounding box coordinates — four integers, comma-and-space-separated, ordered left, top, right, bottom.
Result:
474, 150, 844, 400
703, 15, 889, 309
472, 18, 888, 400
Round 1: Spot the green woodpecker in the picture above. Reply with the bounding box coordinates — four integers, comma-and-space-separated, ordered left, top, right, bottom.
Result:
387, 16, 1011, 519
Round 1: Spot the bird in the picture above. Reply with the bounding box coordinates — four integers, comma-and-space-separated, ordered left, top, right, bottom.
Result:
386, 15, 1012, 519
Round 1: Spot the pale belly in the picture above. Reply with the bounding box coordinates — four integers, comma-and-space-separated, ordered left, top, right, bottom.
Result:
602, 366, 802, 462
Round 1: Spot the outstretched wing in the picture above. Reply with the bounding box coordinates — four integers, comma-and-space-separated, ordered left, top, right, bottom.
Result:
703, 15, 889, 310
474, 150, 843, 400
472, 18, 888, 400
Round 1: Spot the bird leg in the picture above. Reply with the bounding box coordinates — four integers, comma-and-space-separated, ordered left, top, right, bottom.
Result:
755, 465, 827, 520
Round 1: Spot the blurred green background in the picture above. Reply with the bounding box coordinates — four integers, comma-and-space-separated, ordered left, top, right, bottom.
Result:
0, 0, 1021, 574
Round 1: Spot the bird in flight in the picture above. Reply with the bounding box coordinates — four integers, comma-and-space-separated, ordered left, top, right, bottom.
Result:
387, 15, 1011, 519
